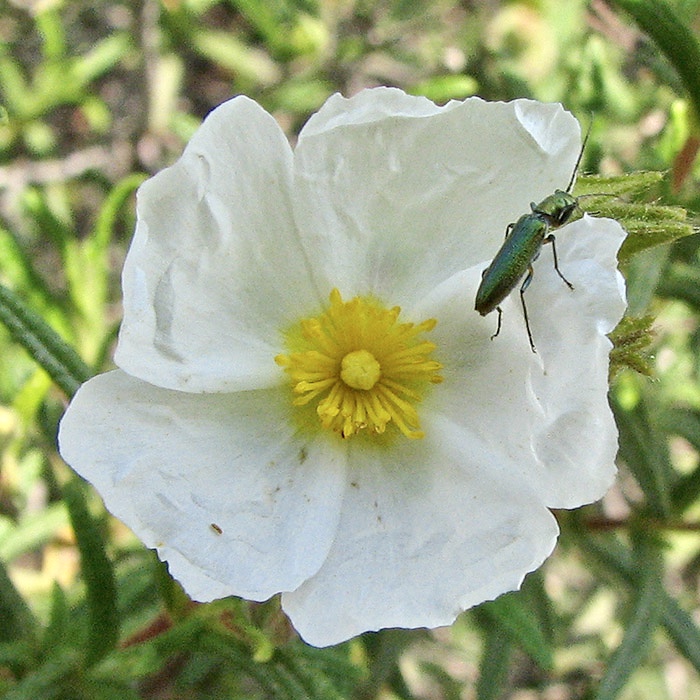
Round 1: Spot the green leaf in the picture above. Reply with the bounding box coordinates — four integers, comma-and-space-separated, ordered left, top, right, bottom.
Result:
612, 393, 672, 518
660, 594, 700, 673
477, 587, 553, 671
191, 30, 280, 86
231, 0, 296, 57
74, 678, 141, 700
98, 615, 207, 685
0, 502, 69, 562
0, 559, 37, 644
63, 479, 119, 667
293, 640, 362, 699
0, 281, 91, 397
656, 261, 700, 311
575, 172, 693, 262
475, 622, 512, 700
275, 646, 353, 700
35, 7, 66, 62
576, 526, 700, 676
608, 0, 700, 121
410, 75, 478, 102
3, 647, 80, 700
360, 629, 418, 700
72, 33, 132, 86
195, 629, 288, 697
91, 173, 146, 257
0, 638, 35, 676
0, 52, 31, 115
576, 171, 665, 198
658, 407, 700, 513
608, 315, 655, 379
21, 187, 73, 253
623, 244, 670, 316
41, 582, 70, 656
0, 225, 55, 305
595, 537, 664, 700
616, 208, 692, 261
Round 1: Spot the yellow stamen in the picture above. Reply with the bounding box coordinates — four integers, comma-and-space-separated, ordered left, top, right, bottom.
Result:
275, 289, 442, 440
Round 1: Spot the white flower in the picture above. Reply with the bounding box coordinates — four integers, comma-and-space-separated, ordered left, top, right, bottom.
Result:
58, 88, 627, 647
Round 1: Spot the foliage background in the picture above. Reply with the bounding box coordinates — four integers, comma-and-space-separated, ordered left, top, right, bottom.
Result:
1, 0, 700, 698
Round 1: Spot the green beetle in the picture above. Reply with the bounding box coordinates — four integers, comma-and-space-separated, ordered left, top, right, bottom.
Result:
475, 124, 589, 352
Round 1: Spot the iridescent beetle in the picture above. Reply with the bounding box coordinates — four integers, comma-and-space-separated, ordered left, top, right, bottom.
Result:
475, 124, 590, 352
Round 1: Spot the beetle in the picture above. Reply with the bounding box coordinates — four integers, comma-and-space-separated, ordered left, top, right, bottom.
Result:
474, 123, 590, 352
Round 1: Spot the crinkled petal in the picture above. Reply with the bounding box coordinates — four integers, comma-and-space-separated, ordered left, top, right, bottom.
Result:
58, 370, 346, 601
407, 264, 545, 476
116, 96, 320, 393
527, 215, 627, 507
293, 87, 580, 306
410, 215, 625, 509
282, 418, 559, 647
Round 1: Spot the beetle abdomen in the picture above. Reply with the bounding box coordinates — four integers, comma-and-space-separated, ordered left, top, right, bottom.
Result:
475, 214, 548, 315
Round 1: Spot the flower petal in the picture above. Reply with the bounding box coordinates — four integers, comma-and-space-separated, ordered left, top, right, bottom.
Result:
527, 215, 627, 507
281, 419, 559, 647
293, 87, 580, 306
411, 215, 625, 509
58, 370, 346, 601
407, 264, 546, 482
116, 96, 320, 393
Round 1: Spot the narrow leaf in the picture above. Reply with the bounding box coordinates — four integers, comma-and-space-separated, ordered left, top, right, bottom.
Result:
42, 583, 70, 656
0, 225, 55, 304
276, 647, 350, 700
576, 171, 664, 197
0, 639, 34, 675
72, 33, 132, 85
595, 539, 664, 700
0, 54, 30, 115
576, 526, 700, 675
0, 559, 37, 644
0, 503, 69, 562
478, 590, 553, 670
475, 622, 512, 700
63, 479, 119, 666
612, 394, 672, 518
608, 0, 700, 121
661, 594, 700, 673
658, 407, 700, 513
3, 647, 79, 700
656, 262, 700, 310
0, 282, 91, 397
92, 173, 146, 255
575, 172, 693, 261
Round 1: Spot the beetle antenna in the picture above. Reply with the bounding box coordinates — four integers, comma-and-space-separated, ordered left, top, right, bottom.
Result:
576, 192, 619, 201
565, 117, 592, 194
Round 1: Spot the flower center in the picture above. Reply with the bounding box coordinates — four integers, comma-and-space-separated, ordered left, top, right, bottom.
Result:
340, 350, 381, 390
275, 289, 443, 440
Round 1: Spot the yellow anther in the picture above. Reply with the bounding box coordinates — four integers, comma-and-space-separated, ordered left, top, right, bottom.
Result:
277, 290, 442, 440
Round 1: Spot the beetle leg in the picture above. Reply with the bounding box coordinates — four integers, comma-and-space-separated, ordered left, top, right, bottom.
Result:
544, 234, 574, 290
503, 222, 514, 240
490, 306, 503, 341
520, 265, 537, 353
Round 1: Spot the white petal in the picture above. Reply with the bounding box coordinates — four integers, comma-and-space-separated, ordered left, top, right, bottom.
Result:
293, 88, 581, 307
116, 97, 320, 393
409, 213, 625, 509
526, 215, 627, 507
408, 265, 546, 482
58, 370, 346, 601
282, 420, 559, 647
